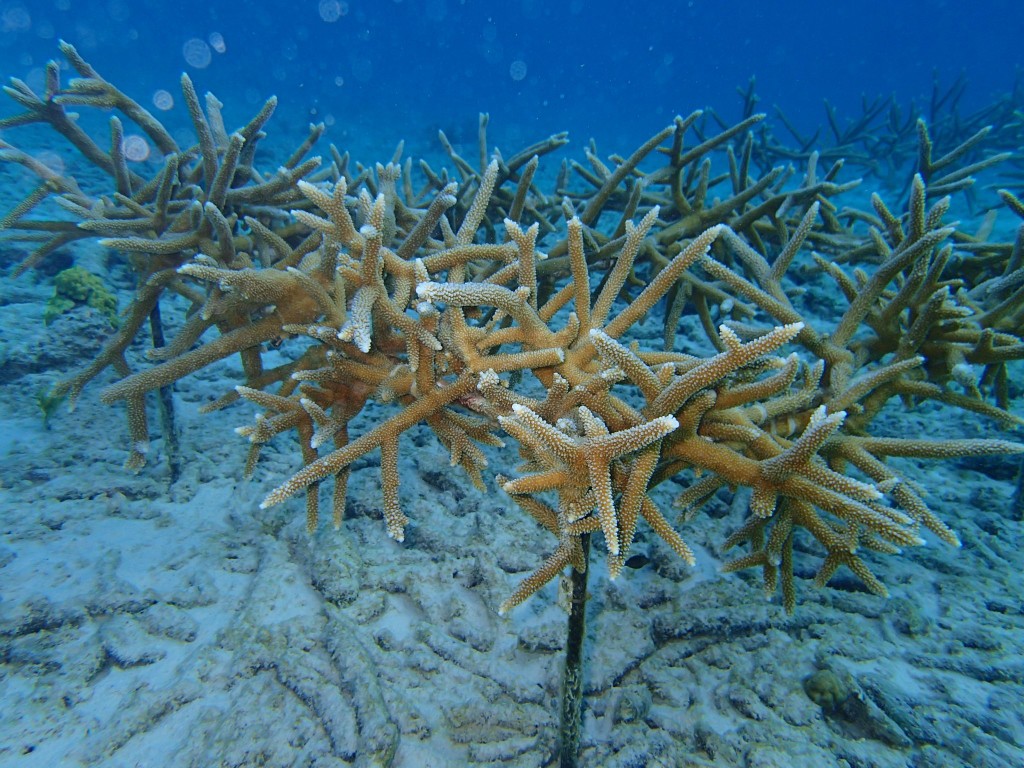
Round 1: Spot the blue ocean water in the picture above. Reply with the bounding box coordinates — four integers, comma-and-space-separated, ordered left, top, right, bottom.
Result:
2, 0, 1020, 154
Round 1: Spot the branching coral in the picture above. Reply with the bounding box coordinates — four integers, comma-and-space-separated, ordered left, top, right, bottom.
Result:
3, 44, 1023, 614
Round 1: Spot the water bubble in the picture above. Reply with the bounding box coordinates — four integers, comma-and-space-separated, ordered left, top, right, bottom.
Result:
509, 59, 527, 81
152, 89, 174, 110
122, 135, 150, 162
182, 38, 212, 69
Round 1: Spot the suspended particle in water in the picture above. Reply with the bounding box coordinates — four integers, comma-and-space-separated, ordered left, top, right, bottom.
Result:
152, 89, 174, 110
319, 0, 349, 22
1, 5, 31, 32
351, 57, 372, 83
509, 59, 527, 81
34, 151, 64, 177
23, 66, 45, 94
182, 38, 212, 69
209, 31, 226, 53
122, 135, 150, 162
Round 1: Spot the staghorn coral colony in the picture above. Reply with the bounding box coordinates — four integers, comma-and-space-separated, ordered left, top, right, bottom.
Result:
2, 42, 1023, 620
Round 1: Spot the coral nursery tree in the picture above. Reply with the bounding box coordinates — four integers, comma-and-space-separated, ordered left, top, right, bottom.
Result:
3, 43, 1023, 765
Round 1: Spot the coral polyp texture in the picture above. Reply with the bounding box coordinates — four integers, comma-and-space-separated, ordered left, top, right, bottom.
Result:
3, 43, 1023, 614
